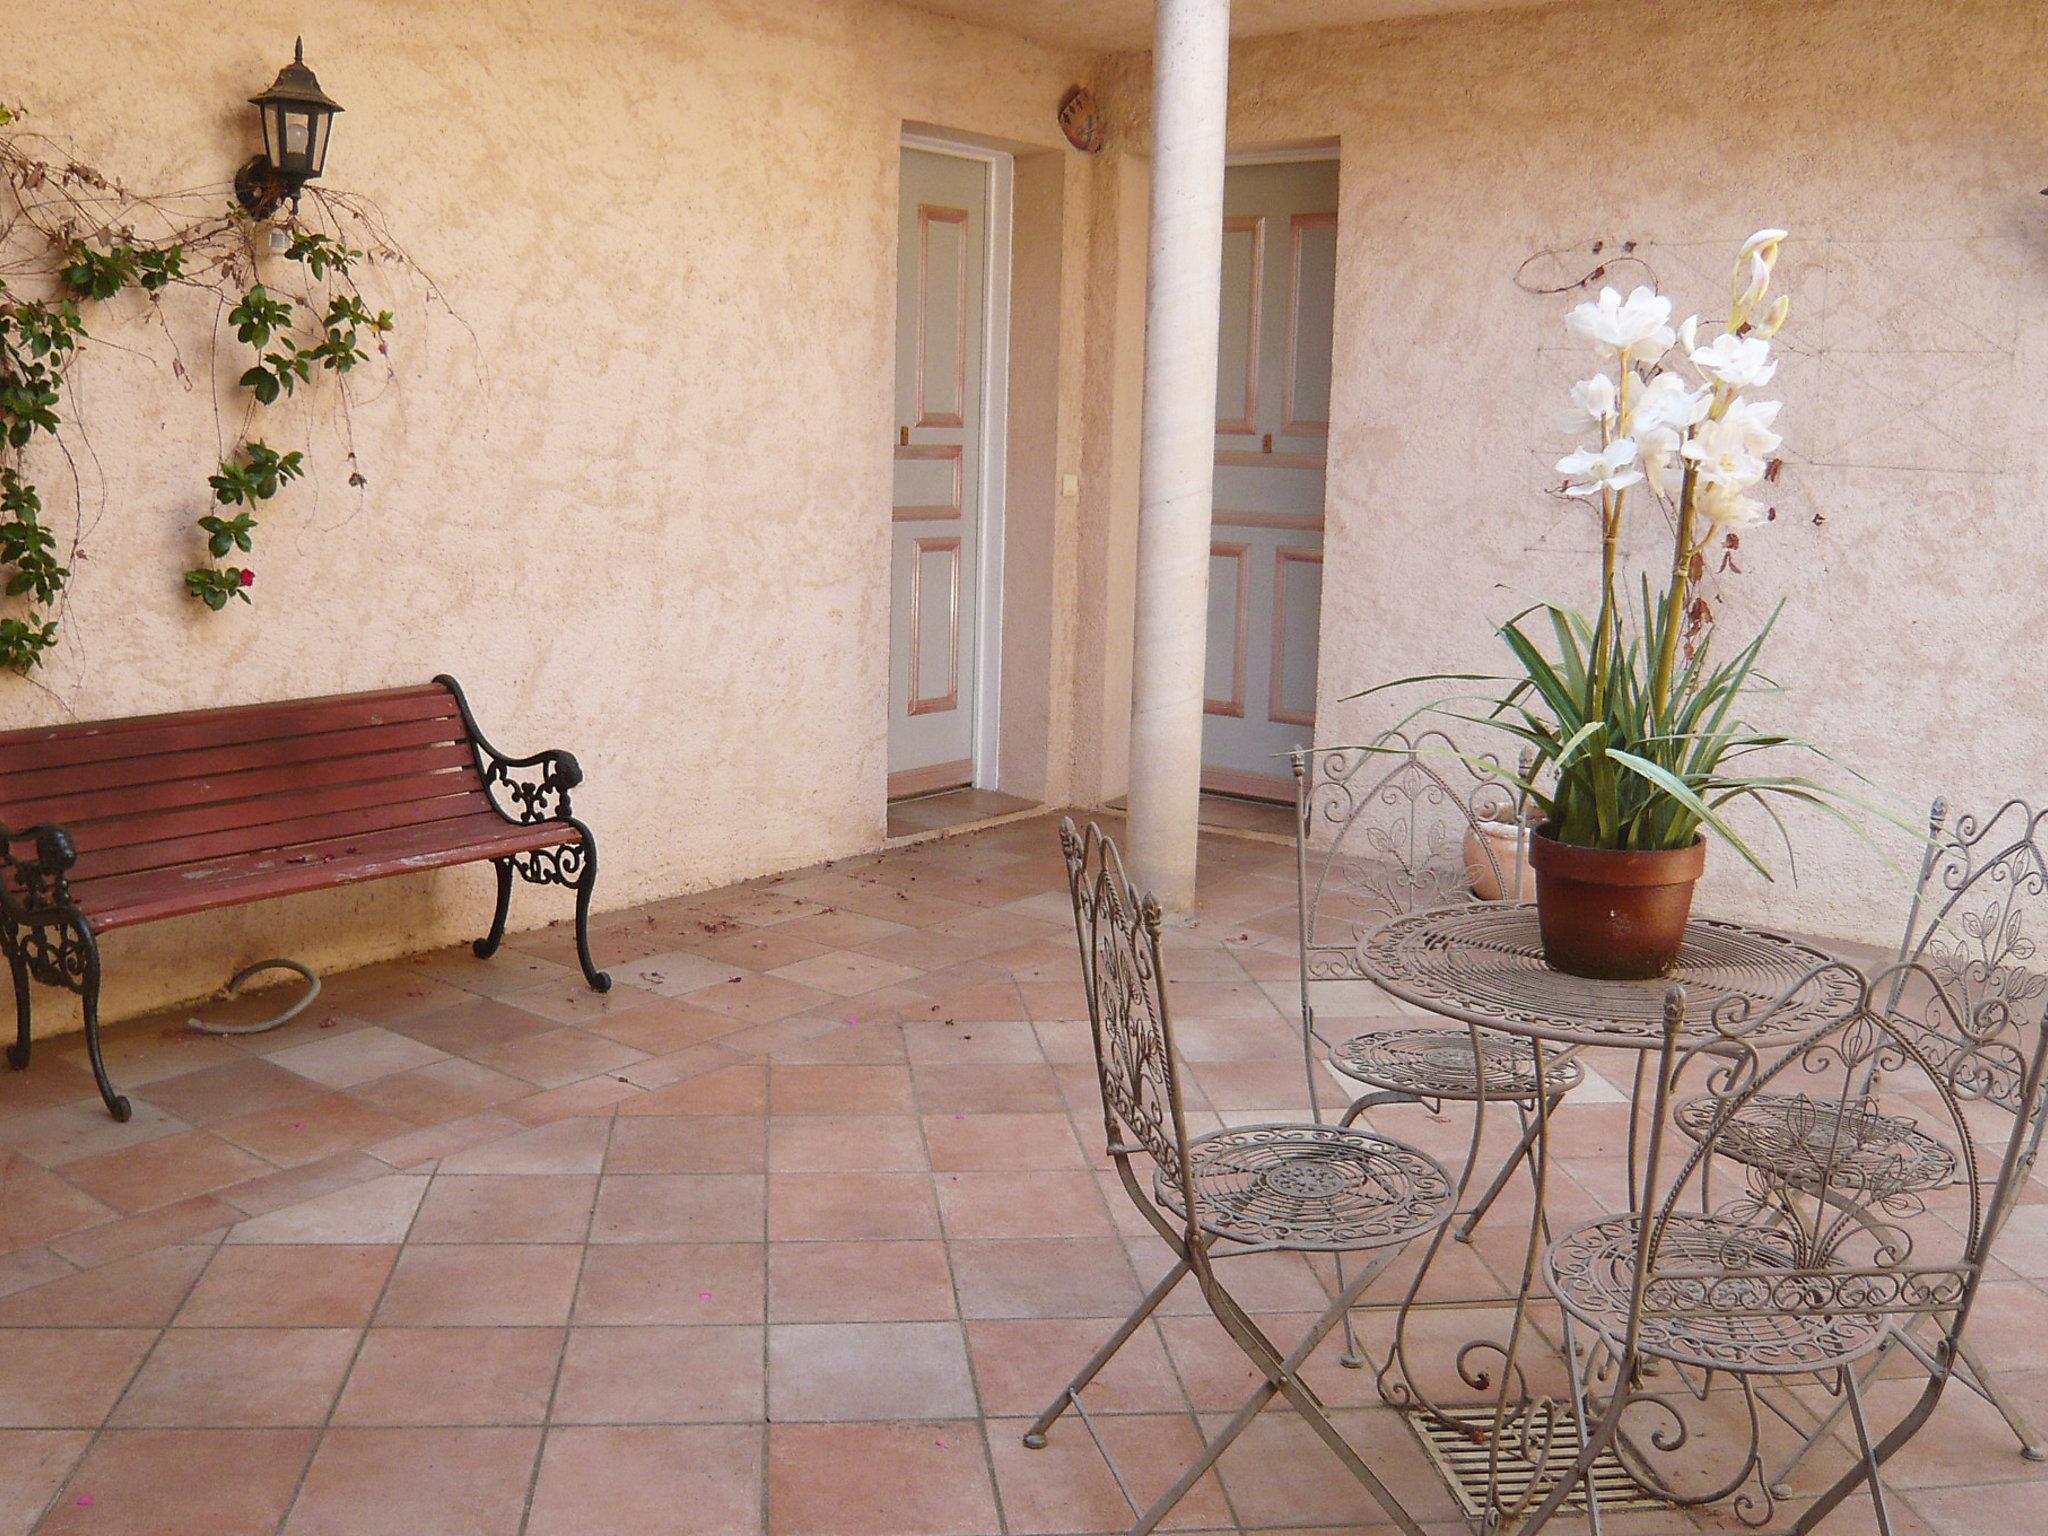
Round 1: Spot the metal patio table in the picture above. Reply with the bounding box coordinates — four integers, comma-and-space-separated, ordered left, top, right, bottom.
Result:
1350, 900, 1854, 1530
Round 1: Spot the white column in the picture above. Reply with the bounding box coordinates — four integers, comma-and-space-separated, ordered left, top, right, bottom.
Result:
1126, 0, 1231, 912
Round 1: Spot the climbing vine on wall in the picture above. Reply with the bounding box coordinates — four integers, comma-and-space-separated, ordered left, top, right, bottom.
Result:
0, 101, 439, 673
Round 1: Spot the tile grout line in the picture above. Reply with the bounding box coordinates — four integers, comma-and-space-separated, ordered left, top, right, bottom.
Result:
270, 1163, 436, 1536
514, 1106, 614, 1536
906, 1012, 1014, 1536
23, 1222, 232, 1533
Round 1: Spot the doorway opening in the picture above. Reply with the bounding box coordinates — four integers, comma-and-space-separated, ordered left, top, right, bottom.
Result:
1200, 153, 1338, 803
886, 136, 1012, 805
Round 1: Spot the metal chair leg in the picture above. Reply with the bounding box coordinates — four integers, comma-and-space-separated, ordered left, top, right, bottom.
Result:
1201, 1253, 1433, 1536
1453, 1094, 1552, 1243
1955, 1337, 2048, 1461
1024, 1255, 1191, 1448
1841, 1364, 1897, 1536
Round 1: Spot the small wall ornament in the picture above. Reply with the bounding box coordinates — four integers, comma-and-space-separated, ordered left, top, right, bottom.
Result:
1058, 87, 1104, 155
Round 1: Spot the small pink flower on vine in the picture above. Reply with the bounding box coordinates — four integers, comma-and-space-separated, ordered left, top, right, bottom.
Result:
240, 568, 255, 588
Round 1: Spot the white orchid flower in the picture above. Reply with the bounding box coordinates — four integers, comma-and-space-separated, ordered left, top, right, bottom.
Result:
1734, 251, 1772, 315
1718, 397, 1784, 459
1690, 332, 1778, 390
1683, 416, 1767, 491
1557, 372, 1619, 432
1565, 285, 1676, 356
1678, 314, 1700, 355
1557, 438, 1644, 498
1630, 372, 1713, 496
1696, 477, 1769, 529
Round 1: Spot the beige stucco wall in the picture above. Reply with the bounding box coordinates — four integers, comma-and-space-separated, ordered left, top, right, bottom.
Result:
1121, 0, 2046, 945
0, 0, 1094, 1034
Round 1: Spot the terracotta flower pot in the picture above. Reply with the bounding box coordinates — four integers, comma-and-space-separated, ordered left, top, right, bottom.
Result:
1527, 826, 1706, 980
1463, 817, 1533, 902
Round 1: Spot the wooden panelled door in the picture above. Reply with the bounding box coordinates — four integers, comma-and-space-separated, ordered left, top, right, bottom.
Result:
1202, 159, 1338, 802
888, 148, 989, 801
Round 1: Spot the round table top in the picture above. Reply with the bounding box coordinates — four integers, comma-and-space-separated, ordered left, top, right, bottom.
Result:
1358, 902, 1855, 1050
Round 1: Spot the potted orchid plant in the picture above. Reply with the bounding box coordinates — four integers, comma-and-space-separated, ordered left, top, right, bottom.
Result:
1366, 231, 1866, 978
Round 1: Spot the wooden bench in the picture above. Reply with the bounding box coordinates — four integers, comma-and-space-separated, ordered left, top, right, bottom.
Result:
0, 675, 609, 1120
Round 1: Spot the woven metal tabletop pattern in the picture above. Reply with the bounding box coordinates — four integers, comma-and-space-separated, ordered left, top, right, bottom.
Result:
1358, 902, 1856, 1049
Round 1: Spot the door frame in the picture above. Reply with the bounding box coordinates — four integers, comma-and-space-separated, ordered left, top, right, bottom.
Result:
896, 130, 1014, 795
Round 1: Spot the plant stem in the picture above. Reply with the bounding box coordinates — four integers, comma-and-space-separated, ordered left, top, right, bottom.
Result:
1649, 459, 1698, 723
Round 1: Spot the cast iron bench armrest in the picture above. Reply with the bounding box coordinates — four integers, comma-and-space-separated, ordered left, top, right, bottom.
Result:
0, 820, 79, 917
435, 673, 582, 825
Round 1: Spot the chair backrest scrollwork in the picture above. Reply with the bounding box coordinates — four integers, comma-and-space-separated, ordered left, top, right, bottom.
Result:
1058, 818, 1198, 1227
1890, 797, 2048, 1130
1291, 732, 1529, 991
1629, 964, 2048, 1372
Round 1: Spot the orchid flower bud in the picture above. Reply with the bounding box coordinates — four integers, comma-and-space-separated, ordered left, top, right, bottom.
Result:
1753, 294, 1792, 339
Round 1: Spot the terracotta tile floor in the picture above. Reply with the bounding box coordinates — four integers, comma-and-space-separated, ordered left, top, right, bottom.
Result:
0, 813, 2040, 1535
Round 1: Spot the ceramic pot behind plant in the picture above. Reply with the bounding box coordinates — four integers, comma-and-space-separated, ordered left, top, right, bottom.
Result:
1527, 827, 1705, 980
1463, 813, 1534, 902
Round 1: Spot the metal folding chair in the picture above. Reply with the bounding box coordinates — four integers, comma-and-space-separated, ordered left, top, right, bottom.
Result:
1291, 736, 1583, 1364
1024, 819, 1459, 1536
1522, 961, 2048, 1536
1744, 796, 2048, 1486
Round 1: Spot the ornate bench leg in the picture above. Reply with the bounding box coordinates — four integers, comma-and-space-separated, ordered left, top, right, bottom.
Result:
569, 825, 611, 993
6, 951, 29, 1071
474, 859, 515, 960
78, 944, 132, 1123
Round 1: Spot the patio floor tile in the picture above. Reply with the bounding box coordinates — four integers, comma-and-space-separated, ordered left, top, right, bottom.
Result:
176, 1244, 396, 1327
590, 1173, 765, 1243
766, 1171, 943, 1241
0, 1329, 155, 1427
331, 1327, 564, 1426
988, 1412, 1235, 1532
605, 1114, 766, 1173
34, 1428, 316, 1536
766, 1420, 997, 1536
111, 1327, 359, 1427
573, 1242, 765, 1325
550, 1324, 764, 1423
282, 1426, 540, 1536
768, 1239, 958, 1322
0, 1246, 211, 1328
410, 1174, 598, 1243
767, 1114, 928, 1172
376, 1243, 583, 1326
526, 1424, 762, 1536
0, 1428, 90, 1536
766, 1321, 977, 1420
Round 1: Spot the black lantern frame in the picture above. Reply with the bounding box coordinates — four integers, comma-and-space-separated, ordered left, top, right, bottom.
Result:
235, 38, 343, 218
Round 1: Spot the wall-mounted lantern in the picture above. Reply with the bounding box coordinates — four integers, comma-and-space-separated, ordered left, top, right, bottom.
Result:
234, 38, 343, 218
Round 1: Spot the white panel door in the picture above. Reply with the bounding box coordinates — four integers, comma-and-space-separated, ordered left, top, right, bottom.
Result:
888, 149, 989, 799
1202, 160, 1337, 802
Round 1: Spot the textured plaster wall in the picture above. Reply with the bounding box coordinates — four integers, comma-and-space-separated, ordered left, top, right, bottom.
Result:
1109, 0, 2048, 944
0, 0, 1089, 1033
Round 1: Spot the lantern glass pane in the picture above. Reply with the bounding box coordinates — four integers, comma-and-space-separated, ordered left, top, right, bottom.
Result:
308, 111, 333, 178
259, 102, 284, 166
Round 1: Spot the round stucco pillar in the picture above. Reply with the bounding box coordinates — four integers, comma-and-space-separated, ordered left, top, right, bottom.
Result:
1125, 0, 1231, 912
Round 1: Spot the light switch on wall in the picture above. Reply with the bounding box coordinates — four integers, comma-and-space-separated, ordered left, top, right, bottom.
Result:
1061, 473, 1080, 497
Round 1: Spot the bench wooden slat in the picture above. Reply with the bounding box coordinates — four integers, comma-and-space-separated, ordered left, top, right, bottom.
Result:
1, 742, 481, 831
59, 763, 491, 870
73, 813, 576, 933
0, 716, 477, 812
0, 686, 460, 775
67, 787, 498, 885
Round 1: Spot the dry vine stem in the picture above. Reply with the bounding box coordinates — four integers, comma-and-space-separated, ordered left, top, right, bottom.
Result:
0, 103, 446, 675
